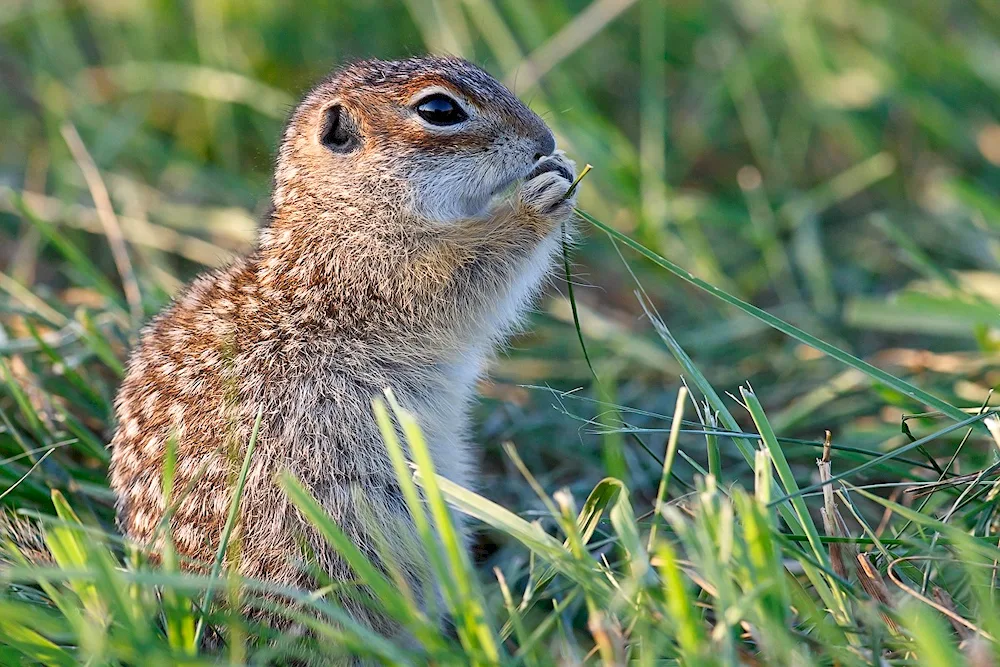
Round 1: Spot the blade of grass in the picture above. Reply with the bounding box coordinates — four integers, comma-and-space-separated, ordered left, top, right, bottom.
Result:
426, 471, 610, 600
627, 285, 843, 616
560, 167, 599, 386
581, 209, 970, 424
0, 603, 75, 667
902, 601, 966, 666
646, 386, 686, 551
771, 411, 992, 507
372, 397, 450, 625
0, 447, 55, 503
159, 432, 196, 653
384, 391, 501, 662
742, 387, 848, 619
500, 476, 625, 641
4, 564, 420, 662
278, 472, 431, 634
60, 123, 142, 325
10, 192, 124, 312
0, 357, 47, 446
655, 541, 707, 661
193, 406, 262, 647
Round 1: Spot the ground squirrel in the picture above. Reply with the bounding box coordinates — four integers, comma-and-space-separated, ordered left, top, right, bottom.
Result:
107, 57, 577, 636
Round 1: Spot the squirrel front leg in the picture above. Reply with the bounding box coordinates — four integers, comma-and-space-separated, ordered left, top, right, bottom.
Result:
431, 152, 578, 337
487, 150, 578, 247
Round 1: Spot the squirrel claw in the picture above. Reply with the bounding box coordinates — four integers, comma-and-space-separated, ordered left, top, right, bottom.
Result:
522, 151, 577, 216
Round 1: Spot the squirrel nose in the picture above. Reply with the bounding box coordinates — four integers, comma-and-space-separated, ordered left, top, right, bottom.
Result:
533, 130, 556, 161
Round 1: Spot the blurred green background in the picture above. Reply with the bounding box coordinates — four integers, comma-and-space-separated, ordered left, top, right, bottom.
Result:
2, 0, 1000, 565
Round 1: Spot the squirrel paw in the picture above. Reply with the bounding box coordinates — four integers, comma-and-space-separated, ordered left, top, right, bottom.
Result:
521, 151, 577, 218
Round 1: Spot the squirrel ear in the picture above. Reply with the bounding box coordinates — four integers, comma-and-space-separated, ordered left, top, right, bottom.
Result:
319, 104, 359, 153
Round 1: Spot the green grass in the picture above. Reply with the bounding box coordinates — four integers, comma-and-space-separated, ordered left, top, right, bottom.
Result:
3, 0, 1000, 663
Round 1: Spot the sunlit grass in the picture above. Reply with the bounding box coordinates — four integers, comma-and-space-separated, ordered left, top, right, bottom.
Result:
3, 0, 1000, 663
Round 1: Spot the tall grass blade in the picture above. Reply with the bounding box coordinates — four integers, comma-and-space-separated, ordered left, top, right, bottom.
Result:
193, 406, 263, 647
580, 209, 969, 424
383, 392, 501, 662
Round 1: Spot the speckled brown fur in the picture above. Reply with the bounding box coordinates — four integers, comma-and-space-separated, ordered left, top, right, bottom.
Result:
108, 56, 577, 642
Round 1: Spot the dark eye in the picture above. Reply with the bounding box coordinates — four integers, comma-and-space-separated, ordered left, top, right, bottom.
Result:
414, 94, 468, 126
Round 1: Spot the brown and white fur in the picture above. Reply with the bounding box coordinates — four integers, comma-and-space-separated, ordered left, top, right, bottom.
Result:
108, 56, 576, 641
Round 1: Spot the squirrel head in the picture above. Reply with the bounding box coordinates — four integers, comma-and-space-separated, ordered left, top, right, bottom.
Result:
270, 57, 556, 227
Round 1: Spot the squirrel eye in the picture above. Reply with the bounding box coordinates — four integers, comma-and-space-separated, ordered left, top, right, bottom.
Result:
414, 94, 468, 126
